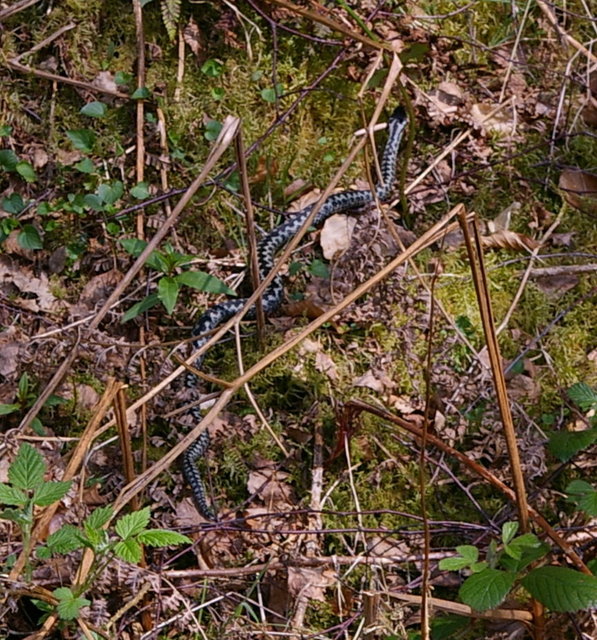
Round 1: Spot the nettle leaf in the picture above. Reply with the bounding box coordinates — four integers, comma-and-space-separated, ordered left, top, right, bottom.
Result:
18, 224, 43, 250
115, 506, 151, 540
459, 569, 516, 611
157, 276, 179, 314
522, 566, 597, 612
548, 428, 597, 462
176, 270, 236, 295
53, 587, 90, 621
115, 537, 142, 563
46, 524, 85, 554
136, 529, 192, 547
66, 129, 96, 153
80, 101, 107, 118
16, 161, 36, 182
568, 382, 597, 411
33, 480, 72, 506
9, 443, 45, 491
84, 505, 113, 531
0, 483, 28, 506
121, 293, 160, 323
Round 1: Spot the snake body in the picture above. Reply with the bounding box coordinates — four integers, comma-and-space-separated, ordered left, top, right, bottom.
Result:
183, 107, 408, 520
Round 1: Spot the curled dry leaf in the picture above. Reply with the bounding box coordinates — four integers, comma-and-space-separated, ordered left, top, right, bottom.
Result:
320, 214, 356, 260
481, 229, 539, 252
470, 103, 515, 135
0, 256, 60, 313
183, 16, 204, 58
287, 566, 336, 602
558, 169, 597, 214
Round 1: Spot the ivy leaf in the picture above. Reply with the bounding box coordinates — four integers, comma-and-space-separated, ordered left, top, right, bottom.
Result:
80, 101, 107, 118
66, 129, 96, 153
459, 569, 516, 611
115, 537, 142, 563
0, 483, 28, 506
136, 529, 192, 547
157, 276, 179, 314
33, 480, 72, 506
115, 506, 151, 539
18, 224, 43, 250
176, 270, 236, 295
8, 443, 45, 491
53, 587, 90, 621
521, 566, 597, 612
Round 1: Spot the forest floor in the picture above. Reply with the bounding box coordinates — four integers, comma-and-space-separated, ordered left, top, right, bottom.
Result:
0, 1, 596, 639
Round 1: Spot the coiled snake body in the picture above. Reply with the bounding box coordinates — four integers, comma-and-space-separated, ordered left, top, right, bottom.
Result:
183, 107, 408, 520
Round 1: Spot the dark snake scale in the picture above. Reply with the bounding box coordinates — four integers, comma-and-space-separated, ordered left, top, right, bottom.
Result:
183, 107, 408, 520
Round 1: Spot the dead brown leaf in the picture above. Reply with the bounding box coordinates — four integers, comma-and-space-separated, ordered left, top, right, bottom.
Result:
470, 103, 515, 135
183, 16, 204, 58
559, 169, 597, 214
287, 566, 336, 602
534, 273, 579, 297
481, 230, 539, 252
320, 214, 356, 260
0, 256, 61, 313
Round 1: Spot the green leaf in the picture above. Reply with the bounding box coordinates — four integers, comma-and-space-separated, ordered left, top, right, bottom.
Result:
9, 443, 45, 491
53, 587, 90, 621
74, 157, 95, 173
566, 480, 597, 516
260, 84, 284, 103
157, 276, 179, 314
66, 129, 96, 153
0, 507, 30, 525
548, 428, 597, 462
0, 125, 13, 137
0, 483, 28, 506
200, 59, 223, 77
131, 87, 151, 100
3, 193, 25, 214
114, 70, 133, 86
136, 529, 192, 547
16, 161, 36, 182
33, 480, 72, 506
84, 505, 113, 531
130, 182, 150, 199
115, 506, 151, 539
504, 532, 542, 560
97, 180, 124, 205
430, 615, 469, 640
568, 382, 597, 411
18, 372, 30, 399
46, 524, 85, 553
0, 149, 19, 171
0, 404, 20, 416
204, 119, 223, 142
80, 101, 107, 118
83, 193, 104, 211
121, 293, 161, 322
18, 224, 43, 250
308, 259, 329, 278
439, 545, 479, 571
501, 521, 518, 545
522, 566, 597, 612
459, 569, 516, 611
115, 537, 142, 563
120, 237, 147, 256
176, 270, 236, 295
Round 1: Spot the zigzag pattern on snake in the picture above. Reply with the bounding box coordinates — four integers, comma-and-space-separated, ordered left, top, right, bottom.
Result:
183, 107, 408, 520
